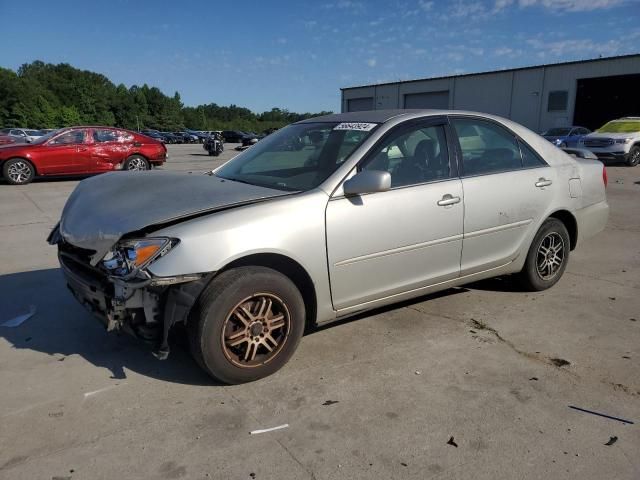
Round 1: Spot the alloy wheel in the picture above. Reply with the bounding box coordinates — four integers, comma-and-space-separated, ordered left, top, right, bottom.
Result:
536, 232, 565, 281
7, 161, 32, 184
221, 293, 291, 368
127, 157, 147, 170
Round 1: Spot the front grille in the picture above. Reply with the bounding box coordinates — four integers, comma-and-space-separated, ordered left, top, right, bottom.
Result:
584, 138, 613, 148
58, 241, 107, 286
59, 241, 96, 265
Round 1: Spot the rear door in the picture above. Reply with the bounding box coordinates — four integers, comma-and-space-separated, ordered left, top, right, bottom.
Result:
326, 118, 464, 310
450, 117, 554, 276
84, 128, 130, 172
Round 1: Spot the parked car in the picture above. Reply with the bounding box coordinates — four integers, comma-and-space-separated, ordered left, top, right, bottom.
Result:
0, 128, 44, 143
222, 130, 250, 143
0, 126, 167, 185
161, 132, 183, 144
541, 126, 590, 148
579, 117, 640, 166
141, 130, 166, 143
48, 110, 608, 384
241, 134, 259, 147
0, 134, 18, 146
185, 129, 209, 143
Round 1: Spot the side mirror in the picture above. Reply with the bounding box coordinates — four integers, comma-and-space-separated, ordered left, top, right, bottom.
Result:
343, 170, 391, 196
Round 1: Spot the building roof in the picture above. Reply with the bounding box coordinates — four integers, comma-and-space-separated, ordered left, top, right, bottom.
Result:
341, 53, 640, 91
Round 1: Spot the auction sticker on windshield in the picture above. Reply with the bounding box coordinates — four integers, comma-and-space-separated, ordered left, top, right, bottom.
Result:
333, 122, 377, 131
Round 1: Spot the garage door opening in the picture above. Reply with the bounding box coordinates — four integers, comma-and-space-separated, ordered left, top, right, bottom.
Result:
573, 73, 640, 130
404, 91, 449, 109
347, 97, 374, 112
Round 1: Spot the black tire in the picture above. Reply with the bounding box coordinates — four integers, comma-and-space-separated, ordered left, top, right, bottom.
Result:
626, 146, 640, 167
123, 155, 150, 171
3, 158, 35, 185
188, 266, 305, 384
518, 218, 570, 291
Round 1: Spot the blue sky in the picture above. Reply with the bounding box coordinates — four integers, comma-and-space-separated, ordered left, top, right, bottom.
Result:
1, 0, 639, 113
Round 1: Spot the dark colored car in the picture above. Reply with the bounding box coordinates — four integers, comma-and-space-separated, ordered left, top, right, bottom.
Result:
221, 130, 250, 143
161, 132, 183, 144
0, 127, 167, 185
542, 126, 590, 148
185, 129, 209, 143
141, 130, 167, 143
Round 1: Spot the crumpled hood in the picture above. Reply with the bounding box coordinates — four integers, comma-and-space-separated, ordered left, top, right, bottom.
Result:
59, 171, 290, 264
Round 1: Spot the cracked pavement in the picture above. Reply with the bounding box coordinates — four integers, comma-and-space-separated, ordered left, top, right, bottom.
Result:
0, 144, 638, 479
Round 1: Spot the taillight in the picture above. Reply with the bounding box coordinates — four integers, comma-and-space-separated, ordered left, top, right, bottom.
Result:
602, 166, 608, 188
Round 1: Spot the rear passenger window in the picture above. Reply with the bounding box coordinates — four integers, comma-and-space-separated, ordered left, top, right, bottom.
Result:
93, 129, 118, 143
452, 119, 522, 176
519, 140, 546, 168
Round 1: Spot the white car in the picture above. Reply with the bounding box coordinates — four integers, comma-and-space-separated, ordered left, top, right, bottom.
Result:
579, 117, 640, 166
0, 128, 44, 143
50, 110, 609, 383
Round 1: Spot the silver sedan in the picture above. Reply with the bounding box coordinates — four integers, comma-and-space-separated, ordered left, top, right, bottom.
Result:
49, 110, 609, 384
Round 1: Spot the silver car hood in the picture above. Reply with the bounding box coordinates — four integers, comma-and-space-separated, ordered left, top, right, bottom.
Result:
59, 171, 290, 264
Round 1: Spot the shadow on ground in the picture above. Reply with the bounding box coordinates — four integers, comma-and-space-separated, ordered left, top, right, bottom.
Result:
0, 268, 519, 385
0, 268, 213, 386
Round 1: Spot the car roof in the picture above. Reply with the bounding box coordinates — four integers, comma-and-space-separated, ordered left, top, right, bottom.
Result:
296, 108, 529, 124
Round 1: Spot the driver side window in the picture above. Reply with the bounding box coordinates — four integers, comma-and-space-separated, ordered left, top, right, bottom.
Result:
51, 130, 86, 145
361, 124, 450, 188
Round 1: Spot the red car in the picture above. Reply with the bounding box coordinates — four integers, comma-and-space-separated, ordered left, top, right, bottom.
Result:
0, 126, 167, 185
0, 135, 18, 146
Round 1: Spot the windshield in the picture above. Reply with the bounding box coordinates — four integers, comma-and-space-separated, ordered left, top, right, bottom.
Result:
215, 122, 378, 191
597, 120, 640, 134
32, 128, 66, 144
542, 128, 571, 136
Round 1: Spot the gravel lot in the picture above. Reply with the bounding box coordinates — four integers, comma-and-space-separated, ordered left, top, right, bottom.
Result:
1, 143, 639, 479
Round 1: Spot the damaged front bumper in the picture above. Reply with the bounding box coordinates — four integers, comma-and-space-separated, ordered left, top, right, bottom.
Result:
57, 239, 212, 359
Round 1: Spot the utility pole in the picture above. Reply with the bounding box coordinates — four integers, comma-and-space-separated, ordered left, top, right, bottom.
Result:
136, 115, 140, 132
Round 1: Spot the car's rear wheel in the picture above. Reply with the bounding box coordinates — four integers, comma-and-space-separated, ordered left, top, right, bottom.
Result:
123, 155, 150, 171
188, 266, 305, 384
518, 218, 570, 291
3, 158, 35, 185
627, 146, 640, 167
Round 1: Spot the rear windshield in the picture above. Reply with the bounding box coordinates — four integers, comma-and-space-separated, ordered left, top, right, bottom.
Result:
597, 121, 640, 134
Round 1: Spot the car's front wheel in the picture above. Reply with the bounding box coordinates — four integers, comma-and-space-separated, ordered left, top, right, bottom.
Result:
123, 155, 150, 171
188, 266, 306, 384
626, 146, 640, 167
518, 218, 570, 291
3, 158, 35, 185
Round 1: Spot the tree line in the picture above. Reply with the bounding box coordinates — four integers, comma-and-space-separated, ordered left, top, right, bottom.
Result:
0, 61, 333, 132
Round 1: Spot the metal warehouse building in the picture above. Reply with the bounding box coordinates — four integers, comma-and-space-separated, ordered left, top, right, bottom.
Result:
341, 53, 640, 133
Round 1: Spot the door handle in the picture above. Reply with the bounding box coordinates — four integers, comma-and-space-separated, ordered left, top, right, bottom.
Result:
535, 178, 552, 188
77, 146, 88, 152
437, 194, 461, 206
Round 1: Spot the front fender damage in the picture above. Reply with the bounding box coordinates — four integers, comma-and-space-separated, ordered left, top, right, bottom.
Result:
154, 273, 214, 359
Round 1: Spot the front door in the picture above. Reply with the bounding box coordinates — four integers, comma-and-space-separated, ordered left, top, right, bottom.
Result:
450, 117, 555, 275
38, 129, 87, 174
326, 119, 464, 310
